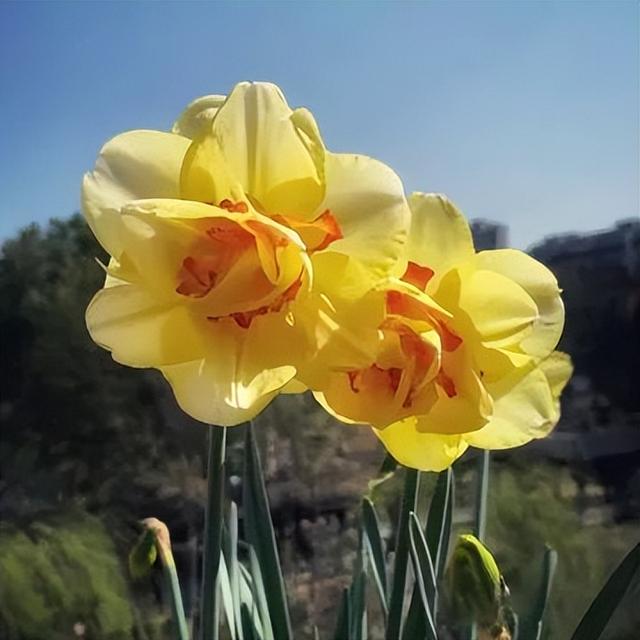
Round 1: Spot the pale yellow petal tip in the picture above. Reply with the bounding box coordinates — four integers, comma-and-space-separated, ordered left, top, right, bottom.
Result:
541, 350, 574, 398
172, 94, 226, 139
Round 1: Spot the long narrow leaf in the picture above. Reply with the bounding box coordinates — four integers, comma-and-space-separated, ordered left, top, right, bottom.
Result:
243, 422, 292, 640
333, 588, 351, 640
362, 498, 388, 618
426, 468, 454, 581
350, 567, 367, 640
570, 543, 640, 640
238, 565, 265, 639
218, 553, 236, 640
521, 546, 557, 640
408, 512, 438, 640
248, 545, 275, 640
386, 468, 419, 640
201, 426, 226, 640
403, 468, 455, 639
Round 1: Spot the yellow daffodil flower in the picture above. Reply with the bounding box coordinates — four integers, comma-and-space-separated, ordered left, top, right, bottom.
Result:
314, 194, 572, 470
83, 82, 410, 425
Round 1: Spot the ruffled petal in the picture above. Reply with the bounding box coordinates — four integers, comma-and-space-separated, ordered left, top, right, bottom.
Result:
82, 130, 191, 258
405, 193, 475, 283
463, 351, 572, 450
435, 266, 539, 348
181, 82, 325, 218
473, 249, 565, 359
375, 418, 468, 471
172, 94, 226, 139
313, 152, 410, 296
86, 284, 207, 367
160, 317, 298, 426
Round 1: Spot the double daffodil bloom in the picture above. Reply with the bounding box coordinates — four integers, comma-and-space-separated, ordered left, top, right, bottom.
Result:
83, 82, 410, 425
315, 194, 572, 470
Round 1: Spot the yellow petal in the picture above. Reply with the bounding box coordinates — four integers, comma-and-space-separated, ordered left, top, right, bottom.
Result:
405, 193, 475, 283
160, 318, 298, 426
172, 94, 226, 139
86, 284, 207, 367
463, 353, 571, 450
473, 249, 564, 358
414, 358, 493, 435
315, 152, 411, 294
82, 130, 191, 258
182, 82, 325, 218
542, 350, 573, 398
374, 419, 468, 471
436, 267, 539, 347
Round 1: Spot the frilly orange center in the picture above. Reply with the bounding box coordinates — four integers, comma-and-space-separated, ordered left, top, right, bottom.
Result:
175, 212, 303, 329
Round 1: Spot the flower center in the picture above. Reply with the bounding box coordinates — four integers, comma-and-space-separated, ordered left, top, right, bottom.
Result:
175, 215, 305, 328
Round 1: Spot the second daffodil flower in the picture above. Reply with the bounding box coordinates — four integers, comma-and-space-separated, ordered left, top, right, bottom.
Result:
314, 194, 572, 471
83, 82, 410, 425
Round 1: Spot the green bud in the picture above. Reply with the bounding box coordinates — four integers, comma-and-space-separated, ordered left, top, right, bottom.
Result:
129, 527, 157, 578
446, 534, 502, 626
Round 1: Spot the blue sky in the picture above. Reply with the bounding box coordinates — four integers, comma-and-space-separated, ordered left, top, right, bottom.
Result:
0, 1, 638, 248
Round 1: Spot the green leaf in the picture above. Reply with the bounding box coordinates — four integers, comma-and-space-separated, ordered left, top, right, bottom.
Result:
426, 468, 455, 582
349, 567, 367, 640
247, 545, 275, 640
570, 542, 640, 640
333, 588, 350, 640
243, 422, 292, 640
219, 552, 236, 640
386, 467, 419, 640
403, 468, 455, 639
128, 528, 157, 579
362, 498, 388, 618
408, 512, 438, 640
520, 546, 557, 640
201, 426, 226, 640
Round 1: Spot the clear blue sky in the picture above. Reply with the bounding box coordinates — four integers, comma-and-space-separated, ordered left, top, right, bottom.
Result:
1, 1, 638, 248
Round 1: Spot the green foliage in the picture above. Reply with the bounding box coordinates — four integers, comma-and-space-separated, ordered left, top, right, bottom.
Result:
0, 215, 199, 517
486, 462, 640, 639
0, 510, 136, 640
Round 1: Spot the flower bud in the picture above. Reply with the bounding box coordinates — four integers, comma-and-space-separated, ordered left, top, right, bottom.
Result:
446, 534, 502, 626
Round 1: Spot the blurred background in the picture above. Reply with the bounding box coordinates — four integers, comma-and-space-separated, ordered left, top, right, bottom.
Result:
0, 2, 638, 639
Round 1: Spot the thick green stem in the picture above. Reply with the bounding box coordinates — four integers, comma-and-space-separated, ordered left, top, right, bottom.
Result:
200, 426, 226, 640
469, 450, 491, 640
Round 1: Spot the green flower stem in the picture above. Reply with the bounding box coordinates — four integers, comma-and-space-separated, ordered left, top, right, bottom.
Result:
200, 426, 227, 640
469, 450, 491, 640
141, 519, 190, 640
158, 545, 190, 640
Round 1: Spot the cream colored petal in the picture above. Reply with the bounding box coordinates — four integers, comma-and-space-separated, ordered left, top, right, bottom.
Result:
405, 193, 475, 282
207, 82, 325, 217
82, 130, 191, 257
316, 152, 411, 295
375, 419, 468, 471
473, 249, 565, 359
86, 284, 207, 367
172, 94, 226, 139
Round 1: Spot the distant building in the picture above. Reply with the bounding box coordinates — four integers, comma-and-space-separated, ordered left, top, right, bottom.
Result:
470, 219, 509, 250
529, 218, 640, 280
